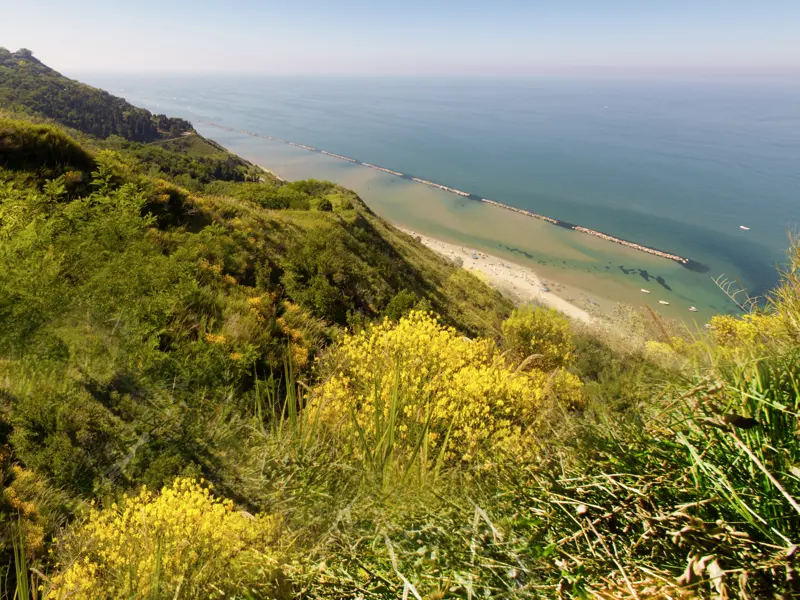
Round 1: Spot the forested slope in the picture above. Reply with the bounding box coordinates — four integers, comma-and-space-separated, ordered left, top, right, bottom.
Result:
0, 48, 190, 142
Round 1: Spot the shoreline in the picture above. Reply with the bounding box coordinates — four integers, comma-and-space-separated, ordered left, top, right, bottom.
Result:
244, 151, 700, 324
259, 166, 284, 182
398, 227, 594, 323
204, 125, 715, 322
202, 120, 700, 270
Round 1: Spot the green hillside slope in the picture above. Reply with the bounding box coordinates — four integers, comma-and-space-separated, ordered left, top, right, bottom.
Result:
0, 48, 190, 142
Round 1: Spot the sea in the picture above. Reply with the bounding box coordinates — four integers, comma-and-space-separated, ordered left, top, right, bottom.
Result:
78, 72, 800, 322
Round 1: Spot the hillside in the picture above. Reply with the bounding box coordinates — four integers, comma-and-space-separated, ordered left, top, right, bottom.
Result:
0, 47, 273, 186
0, 48, 190, 142
1, 54, 800, 599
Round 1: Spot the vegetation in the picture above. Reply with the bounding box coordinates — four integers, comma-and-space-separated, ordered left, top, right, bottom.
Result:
1, 52, 799, 599
0, 48, 190, 142
309, 311, 580, 466
104, 135, 267, 187
49, 479, 289, 598
502, 305, 576, 370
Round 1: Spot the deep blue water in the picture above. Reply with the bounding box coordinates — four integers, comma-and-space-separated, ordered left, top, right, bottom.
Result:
79, 73, 800, 296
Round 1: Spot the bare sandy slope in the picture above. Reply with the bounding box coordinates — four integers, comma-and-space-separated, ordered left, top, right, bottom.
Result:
401, 228, 593, 324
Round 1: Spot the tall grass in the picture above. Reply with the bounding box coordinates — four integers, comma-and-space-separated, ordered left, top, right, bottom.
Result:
242, 294, 800, 597
12, 522, 31, 600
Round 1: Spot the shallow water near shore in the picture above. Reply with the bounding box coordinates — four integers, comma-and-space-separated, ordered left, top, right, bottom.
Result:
193, 127, 738, 322
78, 73, 800, 322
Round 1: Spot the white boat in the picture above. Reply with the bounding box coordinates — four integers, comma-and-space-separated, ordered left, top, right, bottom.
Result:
640, 288, 651, 293
740, 225, 750, 231
689, 306, 697, 312
659, 300, 670, 305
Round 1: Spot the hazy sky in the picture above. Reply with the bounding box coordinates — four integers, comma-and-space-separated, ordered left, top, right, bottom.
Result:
3, 0, 799, 75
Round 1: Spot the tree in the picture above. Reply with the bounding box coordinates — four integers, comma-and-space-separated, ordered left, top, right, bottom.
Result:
384, 289, 417, 321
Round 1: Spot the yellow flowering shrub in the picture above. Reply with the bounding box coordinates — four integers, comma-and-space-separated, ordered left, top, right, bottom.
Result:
501, 306, 575, 371
276, 301, 323, 370
2, 465, 45, 557
49, 478, 288, 599
709, 312, 788, 349
527, 367, 584, 412
310, 311, 581, 462
645, 340, 680, 366
203, 332, 227, 346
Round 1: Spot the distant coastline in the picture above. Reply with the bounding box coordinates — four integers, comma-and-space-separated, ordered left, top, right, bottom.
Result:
201, 120, 702, 270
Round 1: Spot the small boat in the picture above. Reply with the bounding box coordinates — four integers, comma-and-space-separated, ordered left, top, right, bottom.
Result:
640, 288, 651, 293
740, 225, 750, 231
659, 300, 670, 305
688, 306, 698, 312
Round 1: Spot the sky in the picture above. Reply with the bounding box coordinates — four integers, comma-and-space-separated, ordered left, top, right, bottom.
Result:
2, 0, 799, 75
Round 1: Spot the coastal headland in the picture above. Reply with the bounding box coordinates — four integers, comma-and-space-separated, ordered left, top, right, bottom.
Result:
200, 121, 704, 271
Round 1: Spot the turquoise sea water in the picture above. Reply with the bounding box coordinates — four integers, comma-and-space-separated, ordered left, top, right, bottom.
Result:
80, 73, 800, 320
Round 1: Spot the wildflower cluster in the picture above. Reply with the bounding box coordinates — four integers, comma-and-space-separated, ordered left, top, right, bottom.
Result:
501, 305, 575, 370
310, 311, 581, 462
709, 312, 787, 349
49, 478, 287, 599
2, 466, 45, 557
276, 301, 319, 370
203, 332, 227, 345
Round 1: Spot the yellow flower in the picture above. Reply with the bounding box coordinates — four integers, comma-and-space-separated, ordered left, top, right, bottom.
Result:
308, 311, 581, 463
204, 332, 227, 345
48, 478, 286, 599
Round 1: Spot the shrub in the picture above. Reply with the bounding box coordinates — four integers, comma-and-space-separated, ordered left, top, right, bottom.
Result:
1, 466, 45, 559
384, 288, 417, 321
501, 305, 575, 370
709, 311, 786, 348
309, 311, 578, 464
49, 478, 288, 599
276, 186, 310, 210
0, 117, 95, 177
286, 179, 335, 197
316, 198, 333, 212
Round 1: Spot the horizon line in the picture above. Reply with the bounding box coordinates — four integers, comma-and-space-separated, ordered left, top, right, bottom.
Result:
68, 65, 800, 78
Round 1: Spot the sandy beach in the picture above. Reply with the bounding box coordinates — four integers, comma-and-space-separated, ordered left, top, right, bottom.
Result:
400, 227, 593, 323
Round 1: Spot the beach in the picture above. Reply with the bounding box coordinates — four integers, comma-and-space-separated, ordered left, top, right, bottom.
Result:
399, 227, 593, 323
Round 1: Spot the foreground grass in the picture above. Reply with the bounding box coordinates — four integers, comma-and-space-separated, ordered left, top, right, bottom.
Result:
11, 290, 798, 598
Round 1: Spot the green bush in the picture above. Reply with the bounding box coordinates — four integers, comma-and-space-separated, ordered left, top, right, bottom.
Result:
0, 117, 94, 180
384, 288, 417, 320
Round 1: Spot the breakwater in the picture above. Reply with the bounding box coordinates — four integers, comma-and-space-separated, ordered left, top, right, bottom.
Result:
411, 177, 471, 197
321, 150, 357, 163
480, 198, 559, 225
199, 120, 694, 267
362, 163, 404, 177
572, 227, 688, 265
